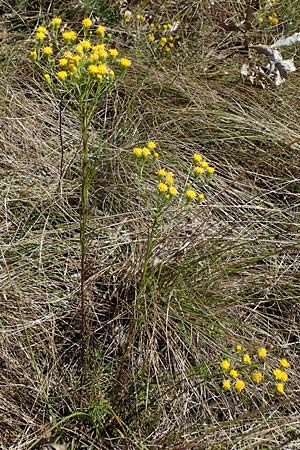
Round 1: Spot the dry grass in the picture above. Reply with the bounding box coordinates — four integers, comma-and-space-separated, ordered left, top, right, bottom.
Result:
1, 1, 300, 449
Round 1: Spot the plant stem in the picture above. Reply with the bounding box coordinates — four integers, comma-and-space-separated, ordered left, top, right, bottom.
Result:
80, 107, 89, 406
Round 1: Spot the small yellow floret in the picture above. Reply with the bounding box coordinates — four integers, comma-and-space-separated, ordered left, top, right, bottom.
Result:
169, 186, 178, 196
97, 64, 108, 75
252, 371, 263, 383
82, 18, 93, 28
35, 31, 46, 41
133, 147, 143, 157
153, 152, 159, 159
243, 354, 251, 364
57, 71, 68, 81
229, 369, 239, 379
221, 359, 230, 370
158, 182, 168, 193
201, 161, 209, 168
148, 34, 155, 42
235, 379, 245, 392
258, 347, 267, 358
51, 17, 62, 27
194, 166, 204, 177
109, 48, 119, 58
168, 42, 174, 48
109, 70, 115, 78
96, 25, 106, 36
37, 25, 47, 33
198, 193, 204, 202
185, 189, 197, 201
280, 358, 290, 368
207, 166, 215, 175
276, 383, 284, 394
142, 147, 151, 158
223, 380, 231, 390
119, 57, 132, 68
30, 50, 37, 60
150, 23, 155, 29
193, 153, 202, 163
59, 58, 68, 66
62, 30, 77, 41
68, 63, 77, 73
165, 172, 174, 186
258, 17, 264, 23
97, 74, 103, 82
147, 141, 156, 150
157, 169, 166, 178
236, 345, 242, 351
88, 64, 98, 75
44, 73, 51, 83
43, 46, 53, 56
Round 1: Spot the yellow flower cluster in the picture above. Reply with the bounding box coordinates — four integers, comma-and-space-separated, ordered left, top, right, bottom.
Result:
221, 345, 291, 396
125, 12, 178, 54
31, 18, 132, 88
133, 141, 159, 160
157, 169, 178, 198
192, 153, 215, 178
257, 10, 279, 26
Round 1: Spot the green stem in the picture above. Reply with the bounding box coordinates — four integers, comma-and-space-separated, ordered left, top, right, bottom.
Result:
80, 107, 89, 406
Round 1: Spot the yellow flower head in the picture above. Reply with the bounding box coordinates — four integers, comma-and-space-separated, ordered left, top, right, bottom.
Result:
169, 186, 178, 196
97, 74, 103, 82
82, 18, 93, 28
252, 371, 263, 383
273, 368, 288, 382
185, 189, 197, 201
169, 42, 174, 48
157, 169, 166, 178
59, 58, 68, 67
201, 161, 209, 168
193, 153, 202, 164
236, 345, 242, 352
243, 354, 251, 364
169, 35, 174, 42
148, 34, 155, 42
44, 73, 51, 83
276, 383, 284, 394
234, 379, 245, 392
194, 166, 204, 177
109, 48, 119, 58
258, 347, 267, 358
35, 31, 46, 41
109, 70, 115, 78
229, 369, 239, 379
223, 380, 231, 390
158, 182, 168, 194
150, 23, 155, 29
81, 39, 91, 50
30, 50, 37, 60
147, 141, 156, 150
153, 152, 159, 159
62, 30, 77, 42
88, 64, 98, 75
280, 358, 290, 369
142, 147, 151, 158
97, 64, 108, 75
51, 17, 62, 27
37, 25, 47, 33
258, 17, 264, 23
165, 172, 174, 186
221, 359, 230, 370
119, 57, 132, 68
68, 63, 77, 73
207, 166, 215, 175
96, 25, 106, 37
198, 193, 204, 202
133, 147, 143, 157
57, 71, 68, 81
43, 46, 53, 56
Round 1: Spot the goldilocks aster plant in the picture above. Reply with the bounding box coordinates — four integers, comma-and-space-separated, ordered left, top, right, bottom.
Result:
132, 144, 215, 297
31, 17, 132, 401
